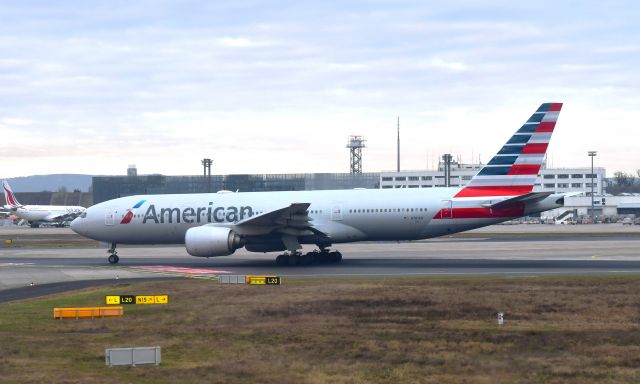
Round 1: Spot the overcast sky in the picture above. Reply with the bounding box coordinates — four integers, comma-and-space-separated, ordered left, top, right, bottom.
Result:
1, 1, 638, 178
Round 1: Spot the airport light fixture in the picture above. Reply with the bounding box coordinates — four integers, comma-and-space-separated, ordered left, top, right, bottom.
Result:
588, 151, 597, 223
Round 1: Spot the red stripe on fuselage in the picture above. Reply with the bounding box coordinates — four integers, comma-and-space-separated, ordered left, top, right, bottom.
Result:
521, 143, 548, 154
507, 164, 541, 175
433, 204, 525, 219
535, 121, 555, 132
454, 185, 533, 198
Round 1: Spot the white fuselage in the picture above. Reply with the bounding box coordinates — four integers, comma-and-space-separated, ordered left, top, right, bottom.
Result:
71, 187, 562, 248
8, 205, 85, 222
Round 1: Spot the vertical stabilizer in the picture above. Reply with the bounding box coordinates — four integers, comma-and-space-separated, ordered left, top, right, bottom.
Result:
455, 103, 562, 198
2, 180, 21, 207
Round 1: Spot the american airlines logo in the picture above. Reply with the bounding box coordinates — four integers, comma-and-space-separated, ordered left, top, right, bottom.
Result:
120, 200, 146, 224
121, 203, 255, 224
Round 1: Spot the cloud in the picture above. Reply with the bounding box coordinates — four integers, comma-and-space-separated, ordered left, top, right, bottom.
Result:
218, 37, 253, 47
429, 57, 469, 72
0, 1, 638, 177
1, 117, 34, 126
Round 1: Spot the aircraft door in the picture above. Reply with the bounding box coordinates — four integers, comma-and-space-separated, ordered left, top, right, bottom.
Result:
105, 210, 115, 226
331, 205, 343, 221
441, 200, 453, 219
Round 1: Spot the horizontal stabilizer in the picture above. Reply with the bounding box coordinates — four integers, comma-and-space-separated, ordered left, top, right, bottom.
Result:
482, 192, 553, 209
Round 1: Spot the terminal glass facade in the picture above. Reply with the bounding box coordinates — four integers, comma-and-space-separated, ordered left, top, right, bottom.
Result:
93, 173, 380, 203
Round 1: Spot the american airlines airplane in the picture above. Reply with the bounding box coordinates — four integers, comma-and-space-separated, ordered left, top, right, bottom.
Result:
2, 180, 86, 227
72, 103, 565, 265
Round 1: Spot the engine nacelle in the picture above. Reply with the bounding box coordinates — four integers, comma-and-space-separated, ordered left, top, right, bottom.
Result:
185, 226, 243, 257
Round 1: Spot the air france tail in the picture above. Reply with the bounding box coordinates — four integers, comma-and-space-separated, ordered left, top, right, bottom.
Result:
2, 180, 21, 208
455, 103, 562, 198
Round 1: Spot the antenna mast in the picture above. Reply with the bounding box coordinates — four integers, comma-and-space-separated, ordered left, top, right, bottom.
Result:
396, 117, 400, 172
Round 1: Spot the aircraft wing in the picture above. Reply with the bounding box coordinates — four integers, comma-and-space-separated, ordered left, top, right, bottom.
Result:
234, 203, 313, 232
44, 209, 85, 222
232, 203, 318, 237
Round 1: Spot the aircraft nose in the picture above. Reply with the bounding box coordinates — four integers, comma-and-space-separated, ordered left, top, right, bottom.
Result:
70, 217, 85, 235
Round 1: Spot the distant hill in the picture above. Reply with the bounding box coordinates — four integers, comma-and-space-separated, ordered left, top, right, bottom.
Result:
3, 174, 93, 192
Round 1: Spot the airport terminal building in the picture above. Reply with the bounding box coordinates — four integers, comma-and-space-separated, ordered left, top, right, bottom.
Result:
89, 162, 633, 222
380, 162, 606, 196
92, 172, 381, 204
5, 165, 637, 225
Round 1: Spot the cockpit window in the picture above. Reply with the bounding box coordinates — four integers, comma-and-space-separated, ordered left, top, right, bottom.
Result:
80, 212, 87, 218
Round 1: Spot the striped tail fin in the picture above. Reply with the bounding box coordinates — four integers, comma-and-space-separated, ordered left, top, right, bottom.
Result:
2, 180, 21, 207
455, 103, 562, 198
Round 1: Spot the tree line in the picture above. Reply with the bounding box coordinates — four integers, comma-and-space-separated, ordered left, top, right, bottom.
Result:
607, 170, 640, 194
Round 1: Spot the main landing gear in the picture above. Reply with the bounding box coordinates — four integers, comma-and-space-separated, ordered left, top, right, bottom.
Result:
107, 243, 119, 264
275, 249, 342, 266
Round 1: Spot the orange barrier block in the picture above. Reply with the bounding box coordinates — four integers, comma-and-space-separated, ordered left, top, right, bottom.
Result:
53, 306, 124, 319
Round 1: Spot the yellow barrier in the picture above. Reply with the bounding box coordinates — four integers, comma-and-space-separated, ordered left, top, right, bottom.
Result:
53, 306, 124, 319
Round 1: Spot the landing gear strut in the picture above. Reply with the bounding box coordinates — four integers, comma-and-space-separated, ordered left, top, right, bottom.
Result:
107, 243, 119, 264
275, 249, 342, 266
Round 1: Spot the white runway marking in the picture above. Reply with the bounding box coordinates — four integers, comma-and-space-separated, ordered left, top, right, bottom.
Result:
0, 262, 34, 267
132, 266, 232, 275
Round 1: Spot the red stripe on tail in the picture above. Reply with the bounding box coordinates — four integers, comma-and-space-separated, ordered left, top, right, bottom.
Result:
535, 122, 556, 133
507, 164, 541, 175
549, 103, 563, 112
521, 143, 548, 154
454, 185, 533, 198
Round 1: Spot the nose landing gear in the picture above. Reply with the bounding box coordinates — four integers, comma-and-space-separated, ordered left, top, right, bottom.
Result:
107, 243, 119, 264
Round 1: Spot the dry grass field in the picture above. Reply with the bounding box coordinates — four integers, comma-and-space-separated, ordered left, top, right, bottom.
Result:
1, 276, 640, 383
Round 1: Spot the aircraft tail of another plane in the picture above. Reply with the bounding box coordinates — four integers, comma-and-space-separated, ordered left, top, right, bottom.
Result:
2, 180, 22, 207
455, 103, 563, 198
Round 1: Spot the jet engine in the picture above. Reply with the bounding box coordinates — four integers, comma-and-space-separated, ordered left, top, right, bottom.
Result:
185, 226, 244, 257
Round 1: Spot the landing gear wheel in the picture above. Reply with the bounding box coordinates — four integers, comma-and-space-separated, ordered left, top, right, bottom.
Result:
329, 251, 342, 263
276, 254, 287, 266
300, 253, 314, 266
108, 254, 119, 264
316, 251, 330, 264
288, 254, 301, 266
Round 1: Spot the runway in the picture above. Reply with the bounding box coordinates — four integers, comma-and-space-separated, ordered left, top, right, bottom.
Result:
2, 224, 640, 302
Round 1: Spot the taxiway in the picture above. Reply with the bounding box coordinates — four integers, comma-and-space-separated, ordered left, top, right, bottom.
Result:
1, 224, 640, 302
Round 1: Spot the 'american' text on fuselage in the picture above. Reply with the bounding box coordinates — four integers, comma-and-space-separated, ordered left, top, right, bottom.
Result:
142, 204, 254, 224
